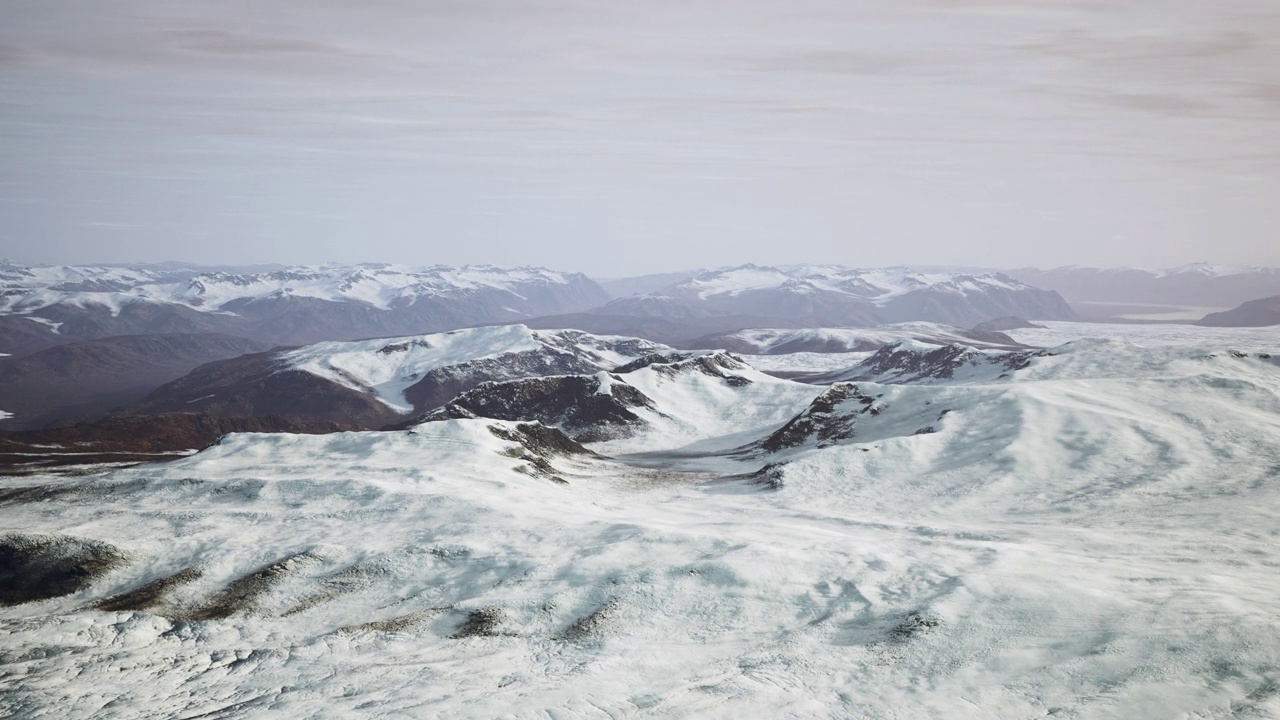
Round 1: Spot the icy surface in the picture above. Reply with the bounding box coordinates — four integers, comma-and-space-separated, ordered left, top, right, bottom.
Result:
2, 327, 1280, 718
1009, 320, 1280, 352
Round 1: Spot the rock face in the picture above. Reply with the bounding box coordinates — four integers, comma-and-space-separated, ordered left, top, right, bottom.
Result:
0, 262, 611, 355
759, 384, 877, 452
752, 381, 947, 455
409, 350, 765, 444
595, 265, 1074, 327
423, 374, 657, 442
1196, 295, 1280, 327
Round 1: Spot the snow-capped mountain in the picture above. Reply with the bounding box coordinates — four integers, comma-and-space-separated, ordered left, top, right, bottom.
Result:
3, 327, 1279, 718
600, 264, 1074, 327
1008, 264, 1280, 308
0, 262, 610, 354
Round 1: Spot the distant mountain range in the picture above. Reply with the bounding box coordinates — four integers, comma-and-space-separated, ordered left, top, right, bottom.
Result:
1005, 264, 1280, 309
3, 261, 1276, 439
593, 265, 1074, 328
0, 262, 611, 356
1196, 295, 1280, 328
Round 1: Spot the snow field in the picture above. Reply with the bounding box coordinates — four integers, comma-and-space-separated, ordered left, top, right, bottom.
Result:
2, 323, 1279, 717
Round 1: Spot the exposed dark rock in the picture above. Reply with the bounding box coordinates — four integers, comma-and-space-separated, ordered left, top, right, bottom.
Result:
422, 375, 657, 442
888, 612, 941, 641
339, 608, 445, 635
648, 352, 750, 380
816, 342, 1047, 385
377, 339, 431, 354
401, 349, 604, 413
95, 566, 204, 613
282, 565, 378, 617
747, 462, 787, 490
559, 600, 619, 640
0, 534, 127, 606
187, 552, 317, 620
760, 384, 875, 452
488, 423, 595, 458
610, 352, 699, 374
451, 606, 507, 638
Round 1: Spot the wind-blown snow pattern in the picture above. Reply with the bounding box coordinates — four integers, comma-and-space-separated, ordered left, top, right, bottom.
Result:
2, 324, 1280, 718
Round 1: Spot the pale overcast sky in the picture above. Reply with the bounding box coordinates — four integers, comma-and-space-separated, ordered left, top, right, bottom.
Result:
1, 1, 1278, 274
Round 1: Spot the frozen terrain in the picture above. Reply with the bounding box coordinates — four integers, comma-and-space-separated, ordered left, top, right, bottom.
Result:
2, 323, 1279, 718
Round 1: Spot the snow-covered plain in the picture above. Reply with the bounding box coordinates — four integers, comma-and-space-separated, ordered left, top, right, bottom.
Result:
2, 323, 1280, 718
1008, 321, 1280, 352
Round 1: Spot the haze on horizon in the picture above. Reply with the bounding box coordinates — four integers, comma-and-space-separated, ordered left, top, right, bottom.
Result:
2, 0, 1278, 276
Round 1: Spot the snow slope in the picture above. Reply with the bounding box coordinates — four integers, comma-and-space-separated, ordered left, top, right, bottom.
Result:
2, 327, 1280, 718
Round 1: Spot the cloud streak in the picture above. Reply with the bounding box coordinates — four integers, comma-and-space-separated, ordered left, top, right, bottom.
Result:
0, 0, 1276, 271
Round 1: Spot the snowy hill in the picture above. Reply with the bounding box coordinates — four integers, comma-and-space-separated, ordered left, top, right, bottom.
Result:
601, 264, 1073, 327
420, 351, 818, 452
2, 327, 1279, 717
119, 325, 666, 428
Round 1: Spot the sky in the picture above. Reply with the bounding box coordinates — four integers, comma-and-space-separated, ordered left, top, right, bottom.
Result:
1, 0, 1278, 275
